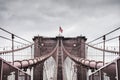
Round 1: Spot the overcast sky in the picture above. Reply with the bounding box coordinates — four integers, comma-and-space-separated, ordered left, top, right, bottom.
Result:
0, 0, 120, 42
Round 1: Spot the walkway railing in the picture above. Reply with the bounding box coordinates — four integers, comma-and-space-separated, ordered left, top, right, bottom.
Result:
89, 57, 120, 80
0, 58, 31, 80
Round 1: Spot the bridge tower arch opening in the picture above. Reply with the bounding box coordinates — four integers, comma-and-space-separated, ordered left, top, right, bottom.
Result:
62, 36, 87, 80
33, 36, 57, 80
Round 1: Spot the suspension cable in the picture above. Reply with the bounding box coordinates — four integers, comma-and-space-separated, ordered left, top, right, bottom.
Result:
0, 36, 27, 45
61, 40, 100, 69
85, 43, 119, 54
87, 27, 120, 44
92, 35, 119, 46
12, 40, 59, 68
0, 43, 34, 54
0, 27, 32, 43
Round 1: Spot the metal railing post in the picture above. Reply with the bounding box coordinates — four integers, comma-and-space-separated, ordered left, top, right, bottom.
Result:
119, 36, 120, 56
12, 34, 14, 65
103, 35, 106, 65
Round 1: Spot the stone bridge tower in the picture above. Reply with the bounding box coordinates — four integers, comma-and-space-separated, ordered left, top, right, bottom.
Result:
62, 36, 87, 80
33, 36, 87, 80
33, 36, 57, 80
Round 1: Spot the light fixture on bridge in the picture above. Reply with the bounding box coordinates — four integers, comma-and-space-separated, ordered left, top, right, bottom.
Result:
73, 43, 76, 47
41, 43, 44, 46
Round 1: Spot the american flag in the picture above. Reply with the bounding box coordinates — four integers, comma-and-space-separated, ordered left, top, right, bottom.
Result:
59, 26, 63, 33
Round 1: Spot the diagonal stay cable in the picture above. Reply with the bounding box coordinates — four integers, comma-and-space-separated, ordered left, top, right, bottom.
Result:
0, 36, 27, 45
85, 43, 119, 54
0, 43, 34, 54
87, 27, 120, 44
92, 35, 119, 46
0, 27, 32, 43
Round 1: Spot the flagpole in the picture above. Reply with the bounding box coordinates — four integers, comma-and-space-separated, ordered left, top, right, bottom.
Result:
59, 26, 63, 36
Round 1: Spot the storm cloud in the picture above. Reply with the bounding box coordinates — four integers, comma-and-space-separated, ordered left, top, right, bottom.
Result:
0, 0, 120, 42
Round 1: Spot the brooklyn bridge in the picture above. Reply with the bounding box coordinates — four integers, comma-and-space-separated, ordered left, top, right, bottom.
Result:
0, 27, 120, 80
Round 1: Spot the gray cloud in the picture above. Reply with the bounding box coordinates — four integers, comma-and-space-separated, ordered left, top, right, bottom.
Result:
0, 0, 120, 42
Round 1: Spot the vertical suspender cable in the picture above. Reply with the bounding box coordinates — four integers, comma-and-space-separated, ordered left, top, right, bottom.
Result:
12, 34, 14, 65
0, 27, 32, 43
119, 36, 120, 56
103, 35, 106, 65
31, 46, 32, 59
87, 27, 120, 44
